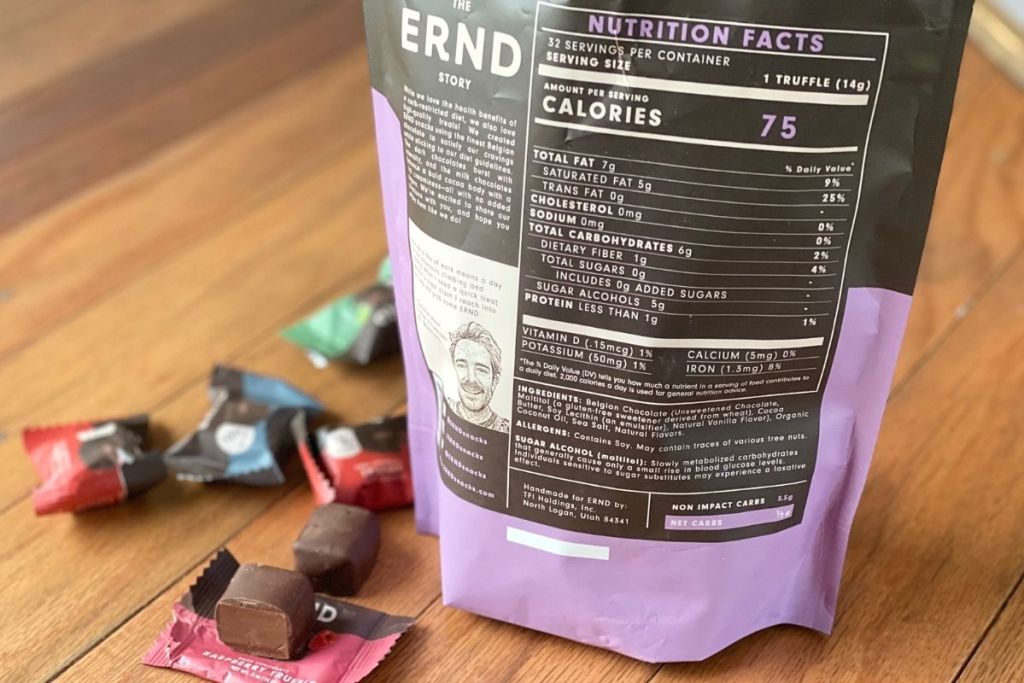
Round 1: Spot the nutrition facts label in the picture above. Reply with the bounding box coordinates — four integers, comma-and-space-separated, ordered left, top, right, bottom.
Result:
516, 4, 888, 405
497, 5, 889, 541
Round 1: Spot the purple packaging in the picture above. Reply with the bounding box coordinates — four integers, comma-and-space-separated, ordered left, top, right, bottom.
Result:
362, 0, 974, 662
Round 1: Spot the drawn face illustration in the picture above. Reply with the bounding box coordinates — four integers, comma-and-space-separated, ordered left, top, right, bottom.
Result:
453, 339, 497, 412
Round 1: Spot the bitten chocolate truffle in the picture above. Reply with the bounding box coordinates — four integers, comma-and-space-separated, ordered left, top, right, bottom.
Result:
215, 564, 315, 660
293, 504, 380, 596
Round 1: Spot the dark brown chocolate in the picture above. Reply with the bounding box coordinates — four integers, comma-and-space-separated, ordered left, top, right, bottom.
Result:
293, 504, 380, 596
215, 564, 315, 660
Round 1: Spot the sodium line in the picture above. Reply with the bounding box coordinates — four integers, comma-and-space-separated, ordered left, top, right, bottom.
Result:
537, 118, 860, 154
534, 145, 857, 179
532, 205, 848, 236
530, 175, 847, 208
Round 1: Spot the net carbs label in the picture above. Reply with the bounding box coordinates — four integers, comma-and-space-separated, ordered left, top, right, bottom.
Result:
403, 2, 888, 542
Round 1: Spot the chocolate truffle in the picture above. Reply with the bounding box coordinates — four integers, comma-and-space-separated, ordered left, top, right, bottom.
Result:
293, 504, 380, 596
215, 564, 315, 660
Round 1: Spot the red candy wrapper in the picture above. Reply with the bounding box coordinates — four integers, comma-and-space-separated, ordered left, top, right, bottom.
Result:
144, 550, 412, 683
294, 413, 413, 511
23, 415, 165, 515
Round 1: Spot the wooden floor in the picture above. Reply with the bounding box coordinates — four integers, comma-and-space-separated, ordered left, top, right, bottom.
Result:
0, 1, 1021, 681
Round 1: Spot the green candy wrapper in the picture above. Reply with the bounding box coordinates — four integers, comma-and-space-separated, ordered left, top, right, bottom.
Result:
282, 259, 399, 368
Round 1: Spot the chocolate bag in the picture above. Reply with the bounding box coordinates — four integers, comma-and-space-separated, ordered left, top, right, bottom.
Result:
364, 0, 974, 662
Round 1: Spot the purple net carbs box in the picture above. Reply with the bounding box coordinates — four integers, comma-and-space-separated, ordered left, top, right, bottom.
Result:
362, 0, 974, 663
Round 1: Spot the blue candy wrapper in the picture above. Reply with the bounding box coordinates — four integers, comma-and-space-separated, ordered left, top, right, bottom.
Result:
165, 366, 322, 486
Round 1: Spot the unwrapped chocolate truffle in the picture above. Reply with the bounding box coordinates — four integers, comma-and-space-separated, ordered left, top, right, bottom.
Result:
145, 550, 414, 683
215, 564, 316, 660
293, 504, 380, 596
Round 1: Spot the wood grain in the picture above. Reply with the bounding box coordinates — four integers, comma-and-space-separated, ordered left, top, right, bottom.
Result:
0, 55, 373, 361
0, 0, 362, 233
892, 47, 1024, 386
0, 0, 232, 103
957, 574, 1024, 682
369, 602, 656, 683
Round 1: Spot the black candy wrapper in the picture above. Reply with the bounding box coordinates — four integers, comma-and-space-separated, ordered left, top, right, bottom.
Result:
24, 415, 165, 515
164, 366, 323, 486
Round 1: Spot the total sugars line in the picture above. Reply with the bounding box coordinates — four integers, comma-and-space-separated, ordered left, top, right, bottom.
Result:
527, 246, 836, 278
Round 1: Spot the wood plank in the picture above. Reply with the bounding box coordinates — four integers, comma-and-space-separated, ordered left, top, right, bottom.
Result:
0, 0, 361, 232
0, 0, 233, 104
370, 602, 656, 683
0, 340, 406, 681
892, 47, 1024, 385
0, 0, 83, 38
0, 55, 370, 361
957, 575, 1024, 682
650, 251, 1024, 681
0, 146, 382, 511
